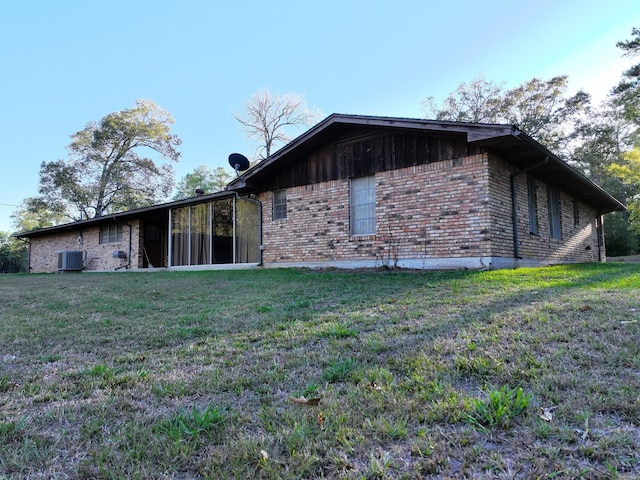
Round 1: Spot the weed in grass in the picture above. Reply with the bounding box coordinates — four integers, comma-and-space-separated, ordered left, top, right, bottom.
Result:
38, 354, 61, 363
466, 385, 531, 430
84, 363, 114, 379
454, 354, 497, 379
365, 367, 394, 388
151, 380, 190, 399
21, 383, 41, 397
302, 383, 320, 397
322, 357, 358, 383
0, 375, 12, 393
365, 334, 389, 354
154, 403, 226, 441
364, 416, 408, 440
366, 450, 393, 479
320, 322, 357, 339
0, 416, 28, 439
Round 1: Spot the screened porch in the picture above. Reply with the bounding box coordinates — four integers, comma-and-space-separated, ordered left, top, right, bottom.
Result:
168, 196, 260, 267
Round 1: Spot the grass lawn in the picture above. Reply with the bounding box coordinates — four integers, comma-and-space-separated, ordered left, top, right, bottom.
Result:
1, 263, 639, 479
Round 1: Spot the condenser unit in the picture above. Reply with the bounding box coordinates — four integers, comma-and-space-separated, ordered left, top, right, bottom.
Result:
57, 250, 84, 272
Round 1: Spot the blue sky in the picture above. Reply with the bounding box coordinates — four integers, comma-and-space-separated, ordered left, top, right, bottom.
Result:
1, 0, 639, 233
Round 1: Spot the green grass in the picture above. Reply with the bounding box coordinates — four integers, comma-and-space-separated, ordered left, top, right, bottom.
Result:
1, 263, 639, 478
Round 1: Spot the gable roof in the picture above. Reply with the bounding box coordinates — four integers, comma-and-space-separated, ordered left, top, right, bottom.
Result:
227, 113, 625, 214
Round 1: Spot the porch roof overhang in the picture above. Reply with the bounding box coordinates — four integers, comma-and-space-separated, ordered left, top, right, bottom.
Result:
14, 190, 237, 239
228, 113, 625, 214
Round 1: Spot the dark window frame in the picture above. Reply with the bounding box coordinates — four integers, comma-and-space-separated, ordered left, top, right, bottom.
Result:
527, 176, 539, 235
99, 224, 123, 244
273, 189, 287, 220
547, 186, 562, 240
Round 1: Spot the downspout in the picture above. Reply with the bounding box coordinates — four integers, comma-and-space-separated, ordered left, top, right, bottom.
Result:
114, 217, 132, 270
168, 209, 173, 268
596, 213, 604, 262
510, 157, 549, 259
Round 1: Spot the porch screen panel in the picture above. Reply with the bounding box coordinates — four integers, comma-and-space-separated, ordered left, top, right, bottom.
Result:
171, 207, 189, 266
212, 198, 234, 264
236, 198, 260, 263
190, 203, 211, 265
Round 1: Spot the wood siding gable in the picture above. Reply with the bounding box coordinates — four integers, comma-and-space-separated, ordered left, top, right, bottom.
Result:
258, 129, 469, 192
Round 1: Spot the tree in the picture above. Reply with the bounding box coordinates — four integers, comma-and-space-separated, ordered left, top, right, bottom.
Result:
172, 165, 233, 200
233, 89, 317, 160
423, 75, 590, 154
598, 27, 640, 253
11, 197, 67, 233
421, 75, 506, 123
0, 232, 28, 273
503, 77, 590, 154
614, 27, 640, 94
613, 27, 640, 126
609, 147, 640, 235
38, 99, 181, 221
603, 211, 639, 256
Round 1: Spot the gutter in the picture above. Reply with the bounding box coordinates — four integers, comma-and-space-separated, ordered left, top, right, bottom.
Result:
510, 156, 549, 259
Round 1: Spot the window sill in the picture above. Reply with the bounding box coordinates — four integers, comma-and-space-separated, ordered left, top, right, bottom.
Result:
350, 234, 376, 241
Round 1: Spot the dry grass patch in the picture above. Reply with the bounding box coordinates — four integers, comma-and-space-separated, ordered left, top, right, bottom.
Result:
1, 264, 639, 478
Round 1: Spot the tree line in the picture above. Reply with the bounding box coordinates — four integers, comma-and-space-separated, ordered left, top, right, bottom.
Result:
2, 28, 639, 271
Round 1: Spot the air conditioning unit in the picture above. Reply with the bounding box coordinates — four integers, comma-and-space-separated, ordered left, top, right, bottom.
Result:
57, 250, 84, 272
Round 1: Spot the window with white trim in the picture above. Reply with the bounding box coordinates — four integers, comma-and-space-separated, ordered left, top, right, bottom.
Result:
350, 176, 376, 236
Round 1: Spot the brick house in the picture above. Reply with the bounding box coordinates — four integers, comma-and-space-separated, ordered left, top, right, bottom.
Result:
17, 114, 624, 273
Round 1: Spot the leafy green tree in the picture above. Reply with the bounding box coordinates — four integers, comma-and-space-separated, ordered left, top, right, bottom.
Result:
421, 75, 506, 123
233, 89, 318, 160
0, 232, 28, 273
611, 27, 640, 142
504, 77, 590, 154
609, 147, 640, 235
596, 27, 640, 253
613, 27, 640, 94
603, 211, 639, 257
38, 99, 181, 221
172, 165, 233, 200
423, 75, 590, 154
11, 197, 67, 233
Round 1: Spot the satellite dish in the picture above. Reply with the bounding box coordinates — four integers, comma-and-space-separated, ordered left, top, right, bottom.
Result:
229, 153, 250, 176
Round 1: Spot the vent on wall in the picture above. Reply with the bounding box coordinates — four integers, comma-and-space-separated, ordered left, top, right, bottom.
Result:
57, 250, 84, 272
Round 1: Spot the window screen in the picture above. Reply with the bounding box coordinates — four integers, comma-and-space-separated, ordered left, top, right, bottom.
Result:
99, 224, 123, 244
273, 189, 287, 220
350, 176, 376, 236
527, 176, 538, 234
547, 186, 561, 239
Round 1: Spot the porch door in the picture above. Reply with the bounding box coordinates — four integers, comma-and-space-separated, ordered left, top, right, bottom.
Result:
144, 222, 167, 267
